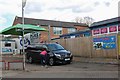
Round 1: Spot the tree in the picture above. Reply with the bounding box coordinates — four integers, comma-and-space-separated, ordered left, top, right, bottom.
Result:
83, 16, 94, 26
74, 17, 80, 23
74, 16, 94, 26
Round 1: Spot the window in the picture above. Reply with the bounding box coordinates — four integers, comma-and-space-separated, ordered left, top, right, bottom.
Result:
53, 27, 62, 35
68, 28, 76, 33
5, 42, 11, 47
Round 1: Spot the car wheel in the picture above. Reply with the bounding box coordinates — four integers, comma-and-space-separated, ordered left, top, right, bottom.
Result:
49, 58, 54, 66
28, 56, 33, 64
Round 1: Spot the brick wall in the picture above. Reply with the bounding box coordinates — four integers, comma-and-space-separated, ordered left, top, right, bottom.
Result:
75, 26, 88, 31
12, 17, 88, 42
40, 26, 65, 42
40, 26, 88, 42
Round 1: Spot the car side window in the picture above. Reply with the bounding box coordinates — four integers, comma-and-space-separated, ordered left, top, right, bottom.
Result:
42, 45, 49, 51
35, 45, 43, 50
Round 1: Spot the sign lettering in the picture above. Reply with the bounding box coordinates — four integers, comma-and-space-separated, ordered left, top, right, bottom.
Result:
109, 26, 117, 32
93, 29, 100, 35
101, 28, 107, 34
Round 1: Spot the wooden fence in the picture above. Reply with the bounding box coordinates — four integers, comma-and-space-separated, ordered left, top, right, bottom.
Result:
52, 34, 119, 59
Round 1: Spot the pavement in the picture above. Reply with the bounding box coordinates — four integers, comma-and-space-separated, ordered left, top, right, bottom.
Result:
74, 57, 119, 65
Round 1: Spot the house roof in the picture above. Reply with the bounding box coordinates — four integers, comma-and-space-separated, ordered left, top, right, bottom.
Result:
90, 17, 120, 28
13, 16, 88, 28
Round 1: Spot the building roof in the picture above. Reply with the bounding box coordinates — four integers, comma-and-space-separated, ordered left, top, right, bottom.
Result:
13, 16, 88, 28
90, 17, 120, 28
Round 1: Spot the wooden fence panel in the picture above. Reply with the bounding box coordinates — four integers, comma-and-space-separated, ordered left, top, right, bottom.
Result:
53, 34, 118, 59
118, 34, 120, 58
57, 37, 92, 57
76, 37, 90, 57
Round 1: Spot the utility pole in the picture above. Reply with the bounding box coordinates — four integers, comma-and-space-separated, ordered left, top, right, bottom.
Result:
22, 0, 27, 70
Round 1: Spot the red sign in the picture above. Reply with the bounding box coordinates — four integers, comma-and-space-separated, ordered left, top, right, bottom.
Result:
118, 25, 120, 31
93, 29, 100, 35
109, 26, 117, 32
101, 28, 108, 34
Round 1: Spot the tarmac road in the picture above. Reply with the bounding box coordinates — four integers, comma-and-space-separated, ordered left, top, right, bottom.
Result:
4, 70, 118, 78
2, 61, 118, 78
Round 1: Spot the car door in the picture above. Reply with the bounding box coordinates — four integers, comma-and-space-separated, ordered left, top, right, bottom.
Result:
33, 45, 43, 61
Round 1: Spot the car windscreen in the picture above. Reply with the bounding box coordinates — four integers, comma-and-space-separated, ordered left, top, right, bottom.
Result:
47, 44, 64, 51
35, 45, 48, 50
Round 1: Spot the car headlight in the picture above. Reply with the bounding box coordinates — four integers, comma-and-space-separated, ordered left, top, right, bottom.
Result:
54, 53, 61, 57
70, 53, 72, 57
54, 53, 62, 59
67, 51, 70, 53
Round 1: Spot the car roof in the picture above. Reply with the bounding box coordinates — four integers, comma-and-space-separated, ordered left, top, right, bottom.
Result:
30, 43, 58, 45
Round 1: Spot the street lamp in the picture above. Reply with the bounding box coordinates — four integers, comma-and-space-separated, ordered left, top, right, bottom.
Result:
22, 0, 27, 70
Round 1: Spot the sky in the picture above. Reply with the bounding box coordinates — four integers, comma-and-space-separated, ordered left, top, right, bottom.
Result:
0, 0, 119, 31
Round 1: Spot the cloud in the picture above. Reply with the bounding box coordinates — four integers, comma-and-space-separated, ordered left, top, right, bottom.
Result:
0, 16, 7, 31
0, 0, 119, 31
72, 5, 94, 13
94, 1, 111, 7
17, 0, 114, 15
50, 4, 95, 13
94, 2, 100, 6
50, 5, 78, 11
0, 16, 6, 25
25, 2, 44, 14
0, 0, 21, 16
104, 2, 111, 7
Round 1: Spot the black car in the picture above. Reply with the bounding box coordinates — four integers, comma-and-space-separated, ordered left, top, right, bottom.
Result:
25, 43, 73, 66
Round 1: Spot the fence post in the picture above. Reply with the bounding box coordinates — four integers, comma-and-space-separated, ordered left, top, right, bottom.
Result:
8, 62, 10, 70
117, 34, 119, 60
90, 36, 92, 58
4, 61, 6, 70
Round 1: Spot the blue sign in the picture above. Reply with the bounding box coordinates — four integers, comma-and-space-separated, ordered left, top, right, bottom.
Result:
84, 33, 91, 37
2, 48, 12, 52
93, 36, 116, 49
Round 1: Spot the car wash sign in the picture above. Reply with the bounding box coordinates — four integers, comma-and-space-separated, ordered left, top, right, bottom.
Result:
93, 36, 116, 49
30, 32, 40, 43
20, 38, 30, 47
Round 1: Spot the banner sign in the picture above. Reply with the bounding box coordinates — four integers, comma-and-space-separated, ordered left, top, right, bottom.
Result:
101, 28, 108, 34
2, 48, 12, 52
93, 36, 116, 49
20, 38, 30, 47
109, 26, 117, 32
93, 29, 100, 35
30, 32, 39, 43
